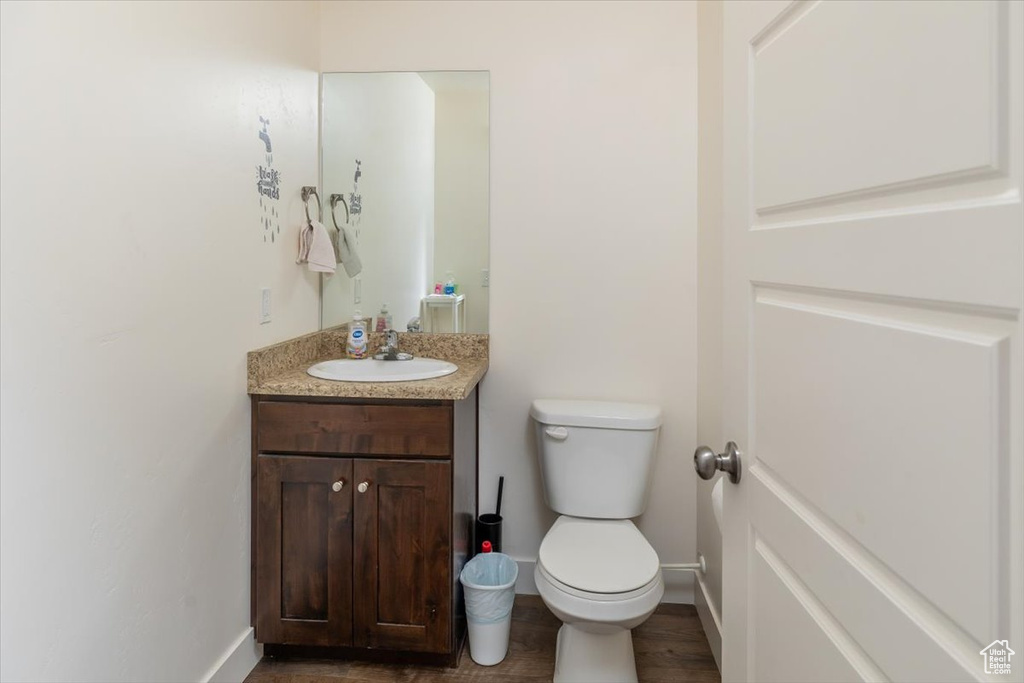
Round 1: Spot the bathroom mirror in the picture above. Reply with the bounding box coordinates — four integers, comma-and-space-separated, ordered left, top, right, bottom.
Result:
320, 71, 490, 334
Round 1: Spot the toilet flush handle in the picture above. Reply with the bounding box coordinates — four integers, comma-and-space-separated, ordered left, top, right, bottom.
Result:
544, 426, 569, 441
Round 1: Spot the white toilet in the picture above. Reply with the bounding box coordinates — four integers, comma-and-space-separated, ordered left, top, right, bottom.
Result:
530, 399, 664, 683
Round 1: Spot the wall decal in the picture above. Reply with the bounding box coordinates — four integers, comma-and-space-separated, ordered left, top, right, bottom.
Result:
257, 166, 280, 200
349, 159, 363, 239
258, 116, 273, 154
256, 117, 281, 243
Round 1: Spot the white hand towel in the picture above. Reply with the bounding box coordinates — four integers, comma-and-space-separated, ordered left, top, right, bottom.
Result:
296, 221, 313, 264
306, 220, 337, 274
334, 222, 362, 278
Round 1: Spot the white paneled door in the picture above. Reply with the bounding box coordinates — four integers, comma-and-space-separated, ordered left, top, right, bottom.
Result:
720, 2, 1023, 681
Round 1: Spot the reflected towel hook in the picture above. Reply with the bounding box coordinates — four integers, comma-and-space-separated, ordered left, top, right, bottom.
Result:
329, 193, 350, 229
301, 186, 322, 223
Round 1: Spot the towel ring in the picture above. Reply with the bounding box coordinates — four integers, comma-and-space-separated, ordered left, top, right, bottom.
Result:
329, 194, 350, 229
301, 186, 322, 223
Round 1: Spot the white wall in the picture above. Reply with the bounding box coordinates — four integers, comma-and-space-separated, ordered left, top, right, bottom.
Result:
0, 2, 320, 680
696, 0, 725, 665
321, 1, 698, 600
320, 73, 435, 329
432, 83, 490, 334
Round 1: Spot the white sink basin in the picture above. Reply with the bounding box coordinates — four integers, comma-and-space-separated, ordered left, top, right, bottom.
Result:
307, 357, 458, 383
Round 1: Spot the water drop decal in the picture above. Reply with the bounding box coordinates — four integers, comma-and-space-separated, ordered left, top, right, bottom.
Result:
256, 116, 281, 247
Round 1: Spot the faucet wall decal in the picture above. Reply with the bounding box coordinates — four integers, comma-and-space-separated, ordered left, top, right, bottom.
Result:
256, 116, 279, 242
258, 117, 273, 153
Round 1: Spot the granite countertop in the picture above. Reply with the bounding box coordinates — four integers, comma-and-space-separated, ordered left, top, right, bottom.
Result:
247, 326, 487, 401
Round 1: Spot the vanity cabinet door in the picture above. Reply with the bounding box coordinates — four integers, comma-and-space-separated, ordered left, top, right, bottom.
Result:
353, 459, 451, 653
256, 455, 353, 646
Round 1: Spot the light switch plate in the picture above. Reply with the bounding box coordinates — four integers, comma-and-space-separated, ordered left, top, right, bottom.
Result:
260, 288, 272, 324
481, 269, 490, 288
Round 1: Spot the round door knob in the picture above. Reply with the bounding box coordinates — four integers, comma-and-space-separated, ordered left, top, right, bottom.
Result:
357, 481, 370, 493
332, 480, 345, 492
694, 441, 742, 484
694, 446, 718, 479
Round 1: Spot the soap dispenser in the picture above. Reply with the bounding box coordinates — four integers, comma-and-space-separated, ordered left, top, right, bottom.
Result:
347, 310, 368, 359
375, 303, 393, 332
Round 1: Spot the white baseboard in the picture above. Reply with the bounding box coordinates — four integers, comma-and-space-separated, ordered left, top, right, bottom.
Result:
513, 558, 695, 605
694, 571, 722, 670
203, 627, 263, 683
661, 567, 695, 604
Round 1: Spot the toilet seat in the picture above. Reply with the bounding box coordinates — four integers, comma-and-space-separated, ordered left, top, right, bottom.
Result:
536, 562, 662, 602
534, 560, 665, 633
538, 516, 660, 595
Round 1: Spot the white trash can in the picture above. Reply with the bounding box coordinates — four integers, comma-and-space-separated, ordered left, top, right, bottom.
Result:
460, 550, 518, 666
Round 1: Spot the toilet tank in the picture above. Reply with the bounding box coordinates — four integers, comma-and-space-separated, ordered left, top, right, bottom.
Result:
530, 399, 662, 519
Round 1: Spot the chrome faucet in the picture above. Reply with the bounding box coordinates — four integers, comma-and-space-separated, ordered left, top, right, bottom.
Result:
374, 329, 412, 361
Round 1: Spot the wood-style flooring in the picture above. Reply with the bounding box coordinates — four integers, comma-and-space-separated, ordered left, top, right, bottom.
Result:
245, 595, 721, 683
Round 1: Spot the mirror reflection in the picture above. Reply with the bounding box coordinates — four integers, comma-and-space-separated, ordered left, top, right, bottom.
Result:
320, 71, 490, 334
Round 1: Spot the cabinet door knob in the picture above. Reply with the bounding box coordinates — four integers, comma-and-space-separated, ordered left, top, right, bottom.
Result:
332, 479, 345, 492
357, 481, 371, 493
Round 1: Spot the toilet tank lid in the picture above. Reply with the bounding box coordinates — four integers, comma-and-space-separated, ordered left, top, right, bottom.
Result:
530, 399, 662, 430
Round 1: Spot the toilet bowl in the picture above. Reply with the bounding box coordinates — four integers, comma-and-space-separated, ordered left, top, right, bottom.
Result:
534, 517, 664, 682
535, 561, 664, 632
536, 565, 664, 683
530, 399, 664, 683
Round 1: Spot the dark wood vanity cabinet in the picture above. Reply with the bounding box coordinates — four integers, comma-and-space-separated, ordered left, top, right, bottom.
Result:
353, 459, 451, 653
256, 456, 353, 647
250, 392, 477, 665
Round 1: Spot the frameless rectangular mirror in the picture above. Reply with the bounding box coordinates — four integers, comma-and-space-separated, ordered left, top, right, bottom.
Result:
320, 71, 490, 334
